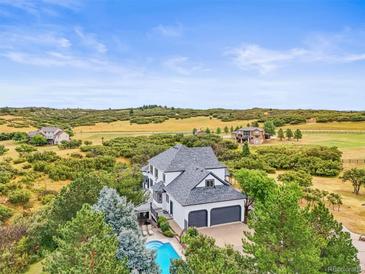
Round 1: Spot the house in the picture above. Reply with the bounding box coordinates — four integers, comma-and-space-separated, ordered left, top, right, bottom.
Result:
138, 144, 246, 230
28, 127, 70, 145
232, 127, 265, 145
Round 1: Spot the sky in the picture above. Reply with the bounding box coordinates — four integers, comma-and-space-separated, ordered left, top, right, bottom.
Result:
0, 0, 365, 110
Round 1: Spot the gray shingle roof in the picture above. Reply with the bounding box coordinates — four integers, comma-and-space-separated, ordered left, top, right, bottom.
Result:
164, 164, 245, 206
234, 127, 264, 133
149, 144, 225, 172
151, 181, 165, 192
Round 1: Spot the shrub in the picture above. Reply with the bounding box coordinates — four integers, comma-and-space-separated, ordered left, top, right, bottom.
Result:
58, 139, 82, 149
163, 230, 175, 237
15, 144, 37, 154
29, 134, 48, 146
8, 189, 31, 204
0, 145, 9, 156
0, 204, 13, 222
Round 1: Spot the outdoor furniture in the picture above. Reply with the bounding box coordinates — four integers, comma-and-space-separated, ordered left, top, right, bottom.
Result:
147, 224, 154, 236
142, 225, 148, 236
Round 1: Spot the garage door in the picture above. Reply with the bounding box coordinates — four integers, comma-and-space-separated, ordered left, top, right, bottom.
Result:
211, 205, 241, 226
188, 210, 208, 227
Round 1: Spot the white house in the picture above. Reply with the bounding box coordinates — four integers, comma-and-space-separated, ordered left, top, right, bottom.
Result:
138, 144, 246, 230
28, 127, 70, 145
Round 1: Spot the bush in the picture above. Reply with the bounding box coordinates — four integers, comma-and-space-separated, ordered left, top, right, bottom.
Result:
0, 204, 13, 222
8, 189, 31, 204
0, 145, 9, 156
15, 144, 37, 154
58, 139, 82, 149
29, 134, 48, 146
162, 230, 175, 237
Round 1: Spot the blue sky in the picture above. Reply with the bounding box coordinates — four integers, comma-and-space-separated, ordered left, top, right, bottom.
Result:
0, 0, 365, 109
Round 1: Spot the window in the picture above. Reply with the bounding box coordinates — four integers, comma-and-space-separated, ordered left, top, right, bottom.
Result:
154, 168, 158, 178
163, 173, 166, 182
149, 178, 153, 187
205, 179, 214, 187
166, 194, 169, 203
153, 191, 162, 203
149, 165, 153, 173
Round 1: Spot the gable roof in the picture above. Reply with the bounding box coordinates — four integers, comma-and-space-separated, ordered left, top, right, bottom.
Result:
234, 127, 264, 132
149, 144, 225, 172
164, 164, 245, 206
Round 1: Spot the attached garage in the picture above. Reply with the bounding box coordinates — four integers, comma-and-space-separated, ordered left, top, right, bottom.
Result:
188, 210, 208, 227
210, 205, 241, 226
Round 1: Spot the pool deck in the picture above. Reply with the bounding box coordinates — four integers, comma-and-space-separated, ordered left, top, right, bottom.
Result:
146, 226, 185, 259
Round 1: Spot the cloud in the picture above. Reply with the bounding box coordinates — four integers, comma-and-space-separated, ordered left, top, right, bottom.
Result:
152, 23, 183, 37
74, 27, 107, 54
0, 0, 81, 15
163, 56, 207, 75
227, 30, 365, 73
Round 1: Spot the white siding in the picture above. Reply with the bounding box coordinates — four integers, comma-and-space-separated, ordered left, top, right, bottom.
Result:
54, 132, 70, 144
195, 174, 224, 188
206, 167, 226, 180
169, 196, 185, 229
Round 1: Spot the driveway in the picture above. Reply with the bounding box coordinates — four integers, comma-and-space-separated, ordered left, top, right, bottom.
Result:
198, 222, 250, 251
343, 227, 365, 272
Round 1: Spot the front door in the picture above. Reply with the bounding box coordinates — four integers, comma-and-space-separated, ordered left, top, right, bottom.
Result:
170, 201, 173, 216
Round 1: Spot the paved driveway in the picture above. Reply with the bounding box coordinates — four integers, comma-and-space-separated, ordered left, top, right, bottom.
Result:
198, 222, 250, 251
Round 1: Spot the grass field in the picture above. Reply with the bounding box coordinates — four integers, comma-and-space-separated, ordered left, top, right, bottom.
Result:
283, 121, 365, 130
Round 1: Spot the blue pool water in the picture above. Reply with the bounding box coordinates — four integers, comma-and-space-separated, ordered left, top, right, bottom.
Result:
146, 240, 180, 274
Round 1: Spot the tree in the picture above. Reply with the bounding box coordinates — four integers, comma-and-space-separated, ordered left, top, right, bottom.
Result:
216, 127, 222, 134
235, 169, 276, 223
305, 203, 360, 273
29, 134, 48, 146
171, 228, 247, 274
0, 145, 8, 156
230, 126, 234, 133
44, 204, 128, 274
277, 128, 284, 141
285, 128, 293, 140
263, 120, 275, 136
294, 129, 303, 141
223, 126, 229, 134
192, 128, 197, 135
205, 128, 211, 134
278, 170, 313, 187
242, 141, 250, 157
93, 187, 158, 273
341, 168, 365, 195
251, 121, 259, 127
244, 183, 321, 273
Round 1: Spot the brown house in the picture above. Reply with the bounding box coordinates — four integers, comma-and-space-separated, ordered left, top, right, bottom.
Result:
232, 127, 265, 145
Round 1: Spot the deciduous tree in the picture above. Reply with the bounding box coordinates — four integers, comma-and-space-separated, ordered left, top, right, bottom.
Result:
341, 168, 365, 195
294, 129, 303, 141
278, 170, 312, 187
263, 121, 276, 136
285, 128, 293, 140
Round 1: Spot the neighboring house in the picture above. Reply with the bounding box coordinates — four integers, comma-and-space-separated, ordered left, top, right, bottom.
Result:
138, 144, 246, 230
28, 127, 70, 145
232, 127, 265, 145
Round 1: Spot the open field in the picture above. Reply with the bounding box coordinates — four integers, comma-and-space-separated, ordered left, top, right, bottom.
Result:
283, 121, 365, 130
73, 116, 251, 143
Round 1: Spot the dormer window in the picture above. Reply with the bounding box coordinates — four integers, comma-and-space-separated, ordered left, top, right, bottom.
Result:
205, 179, 214, 187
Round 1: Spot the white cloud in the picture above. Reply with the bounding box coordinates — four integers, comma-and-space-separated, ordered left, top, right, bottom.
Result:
163, 56, 207, 75
152, 23, 183, 37
74, 27, 107, 54
0, 0, 81, 15
227, 30, 365, 73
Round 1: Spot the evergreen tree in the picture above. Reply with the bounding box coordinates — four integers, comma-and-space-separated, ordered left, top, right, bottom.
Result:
242, 141, 250, 157
235, 169, 276, 223
294, 129, 302, 141
306, 203, 360, 273
216, 127, 222, 134
277, 128, 284, 141
44, 204, 128, 274
223, 126, 229, 134
244, 183, 321, 273
205, 128, 211, 134
93, 187, 158, 273
264, 120, 276, 136
285, 128, 293, 140
192, 128, 197, 135
230, 126, 234, 132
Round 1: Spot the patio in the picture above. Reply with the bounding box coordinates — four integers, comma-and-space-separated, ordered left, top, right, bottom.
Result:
198, 222, 251, 251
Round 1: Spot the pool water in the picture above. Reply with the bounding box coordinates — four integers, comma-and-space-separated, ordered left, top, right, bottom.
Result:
146, 240, 180, 274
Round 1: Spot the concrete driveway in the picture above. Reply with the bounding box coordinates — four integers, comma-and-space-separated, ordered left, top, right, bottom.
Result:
198, 222, 250, 251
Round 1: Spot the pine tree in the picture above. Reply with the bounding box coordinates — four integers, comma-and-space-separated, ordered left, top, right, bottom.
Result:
244, 183, 321, 273
242, 141, 250, 157
264, 121, 276, 136
277, 128, 284, 141
294, 129, 302, 141
93, 187, 158, 273
223, 126, 229, 134
285, 128, 293, 140
230, 126, 234, 132
216, 127, 222, 134
44, 204, 128, 274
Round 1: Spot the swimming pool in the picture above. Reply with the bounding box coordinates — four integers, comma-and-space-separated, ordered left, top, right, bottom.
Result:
146, 240, 180, 274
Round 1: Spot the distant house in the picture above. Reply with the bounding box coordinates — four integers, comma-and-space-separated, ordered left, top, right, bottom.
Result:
28, 127, 70, 145
137, 144, 246, 230
232, 127, 265, 145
